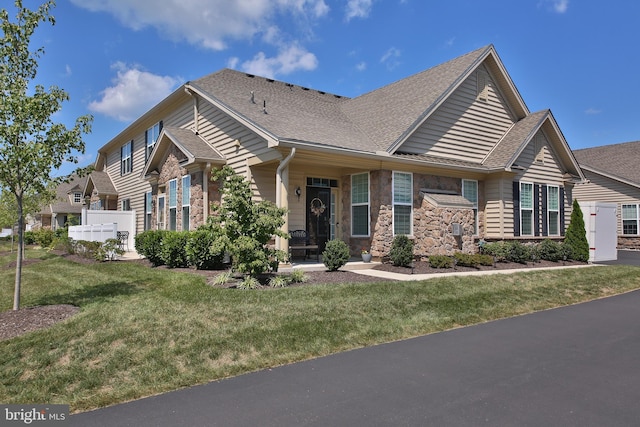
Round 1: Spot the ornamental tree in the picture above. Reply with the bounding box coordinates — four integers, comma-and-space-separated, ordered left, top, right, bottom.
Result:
564, 199, 589, 262
0, 0, 92, 310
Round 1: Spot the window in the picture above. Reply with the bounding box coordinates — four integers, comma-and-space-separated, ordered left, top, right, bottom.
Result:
182, 174, 190, 231
121, 198, 131, 211
547, 185, 560, 236
146, 121, 162, 161
144, 192, 152, 231
462, 180, 479, 235
157, 195, 165, 229
121, 140, 133, 175
168, 179, 177, 230
622, 204, 639, 235
393, 172, 412, 235
520, 182, 534, 236
73, 192, 82, 204
351, 173, 369, 236
90, 200, 102, 210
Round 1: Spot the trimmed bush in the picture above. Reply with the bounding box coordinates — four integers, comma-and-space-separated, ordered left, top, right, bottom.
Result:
322, 239, 350, 271
34, 227, 54, 247
454, 252, 477, 267
23, 231, 36, 245
504, 241, 531, 264
537, 239, 563, 262
389, 234, 414, 267
185, 229, 225, 270
161, 231, 190, 268
135, 230, 168, 267
428, 255, 453, 269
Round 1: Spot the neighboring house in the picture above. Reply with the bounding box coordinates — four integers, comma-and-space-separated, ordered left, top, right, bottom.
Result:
573, 141, 640, 249
39, 175, 87, 230
85, 44, 584, 258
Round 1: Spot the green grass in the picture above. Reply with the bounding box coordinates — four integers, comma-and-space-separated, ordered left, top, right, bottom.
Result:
1, 246, 640, 412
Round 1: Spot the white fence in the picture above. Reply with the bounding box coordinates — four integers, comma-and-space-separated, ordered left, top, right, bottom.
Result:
68, 223, 118, 243
69, 208, 137, 251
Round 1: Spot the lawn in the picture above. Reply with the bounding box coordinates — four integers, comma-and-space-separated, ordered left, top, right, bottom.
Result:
1, 245, 640, 413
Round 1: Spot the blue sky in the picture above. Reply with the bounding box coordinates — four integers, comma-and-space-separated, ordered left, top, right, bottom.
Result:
16, 0, 640, 176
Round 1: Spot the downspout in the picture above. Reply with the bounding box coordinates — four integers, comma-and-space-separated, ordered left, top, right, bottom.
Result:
276, 147, 296, 253
203, 163, 212, 224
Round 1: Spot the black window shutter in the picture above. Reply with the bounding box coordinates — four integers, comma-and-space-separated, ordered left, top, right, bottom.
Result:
130, 140, 134, 172
560, 187, 566, 236
120, 145, 124, 176
534, 183, 540, 236
513, 181, 520, 236
541, 185, 548, 236
145, 130, 149, 162
159, 120, 163, 132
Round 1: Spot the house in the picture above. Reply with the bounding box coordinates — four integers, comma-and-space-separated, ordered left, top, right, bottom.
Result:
39, 175, 87, 230
85, 44, 584, 258
573, 141, 640, 249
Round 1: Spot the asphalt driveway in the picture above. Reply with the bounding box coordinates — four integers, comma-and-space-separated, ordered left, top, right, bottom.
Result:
71, 287, 640, 426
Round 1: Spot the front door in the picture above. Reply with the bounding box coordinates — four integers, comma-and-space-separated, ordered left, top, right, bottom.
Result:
306, 187, 331, 252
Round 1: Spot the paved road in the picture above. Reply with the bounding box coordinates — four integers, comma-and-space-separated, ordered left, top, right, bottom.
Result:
71, 289, 640, 426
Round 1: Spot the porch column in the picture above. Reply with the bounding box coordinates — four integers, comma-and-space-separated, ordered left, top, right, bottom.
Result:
276, 148, 295, 256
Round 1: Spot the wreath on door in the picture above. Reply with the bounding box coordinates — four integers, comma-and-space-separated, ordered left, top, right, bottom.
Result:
309, 197, 326, 217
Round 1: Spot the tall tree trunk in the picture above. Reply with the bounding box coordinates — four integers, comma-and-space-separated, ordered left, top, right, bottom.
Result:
13, 196, 23, 311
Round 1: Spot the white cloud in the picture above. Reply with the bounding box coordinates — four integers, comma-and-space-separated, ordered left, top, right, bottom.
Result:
88, 62, 181, 122
345, 0, 374, 21
72, 0, 329, 51
539, 0, 569, 13
585, 107, 602, 115
241, 44, 318, 78
227, 57, 240, 70
356, 61, 367, 71
380, 47, 401, 70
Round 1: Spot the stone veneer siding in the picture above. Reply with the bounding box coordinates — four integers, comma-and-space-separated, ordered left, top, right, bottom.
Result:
342, 169, 477, 258
618, 236, 640, 250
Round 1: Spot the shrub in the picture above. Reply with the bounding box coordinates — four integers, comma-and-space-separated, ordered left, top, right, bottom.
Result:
75, 240, 102, 259
135, 230, 167, 267
322, 239, 350, 271
34, 227, 54, 247
537, 239, 563, 262
454, 252, 477, 267
185, 229, 225, 270
161, 231, 190, 268
212, 271, 233, 287
505, 241, 531, 264
428, 255, 453, 269
389, 235, 414, 267
480, 241, 508, 261
564, 200, 589, 262
94, 238, 124, 261
51, 235, 75, 254
23, 231, 36, 245
476, 254, 495, 266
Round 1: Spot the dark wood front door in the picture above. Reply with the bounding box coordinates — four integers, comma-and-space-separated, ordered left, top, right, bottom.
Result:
306, 187, 330, 252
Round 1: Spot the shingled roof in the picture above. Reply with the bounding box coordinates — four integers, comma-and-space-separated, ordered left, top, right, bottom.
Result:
573, 141, 640, 185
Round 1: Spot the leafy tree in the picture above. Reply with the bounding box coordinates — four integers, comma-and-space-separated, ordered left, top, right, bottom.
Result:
0, 0, 92, 310
564, 199, 589, 262
207, 166, 288, 277
0, 187, 54, 229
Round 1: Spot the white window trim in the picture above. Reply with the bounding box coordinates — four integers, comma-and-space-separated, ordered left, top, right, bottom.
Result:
622, 203, 640, 235
73, 192, 82, 204
121, 142, 132, 175
547, 185, 560, 236
145, 191, 152, 231
392, 171, 413, 236
351, 172, 370, 237
182, 174, 190, 231
168, 179, 177, 231
157, 194, 166, 230
146, 122, 161, 160
520, 181, 534, 236
462, 179, 479, 236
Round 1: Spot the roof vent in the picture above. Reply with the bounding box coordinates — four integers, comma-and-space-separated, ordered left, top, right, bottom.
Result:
250, 91, 255, 104
266, 78, 275, 83
246, 74, 255, 78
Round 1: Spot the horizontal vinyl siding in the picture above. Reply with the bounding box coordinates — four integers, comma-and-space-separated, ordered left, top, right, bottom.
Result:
574, 170, 640, 235
104, 99, 194, 235
401, 65, 514, 162
515, 131, 566, 185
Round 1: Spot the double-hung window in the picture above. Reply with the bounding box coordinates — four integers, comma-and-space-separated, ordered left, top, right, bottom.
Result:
462, 179, 479, 235
73, 192, 82, 204
168, 179, 177, 231
121, 140, 133, 175
547, 185, 560, 236
121, 199, 131, 211
520, 182, 534, 236
622, 204, 639, 235
182, 174, 190, 231
144, 192, 152, 230
351, 173, 369, 236
393, 172, 412, 235
145, 121, 162, 161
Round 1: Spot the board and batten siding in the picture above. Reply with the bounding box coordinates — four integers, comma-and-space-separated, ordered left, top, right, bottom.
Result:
573, 170, 640, 235
400, 65, 515, 162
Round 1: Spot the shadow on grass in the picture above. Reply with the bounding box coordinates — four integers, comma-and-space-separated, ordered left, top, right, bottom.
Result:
32, 281, 142, 308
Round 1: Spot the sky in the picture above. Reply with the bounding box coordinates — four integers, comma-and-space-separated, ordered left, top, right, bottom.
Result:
12, 0, 640, 176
